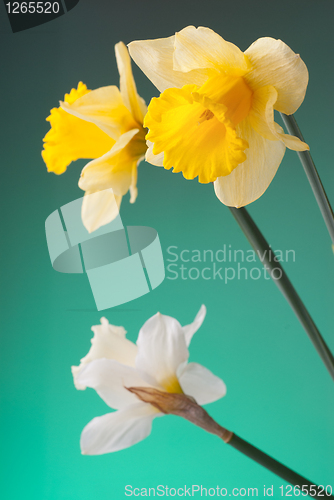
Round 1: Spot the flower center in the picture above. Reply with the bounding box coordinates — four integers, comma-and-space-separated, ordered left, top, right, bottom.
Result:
161, 376, 183, 394
127, 125, 148, 159
198, 109, 214, 124
196, 72, 253, 127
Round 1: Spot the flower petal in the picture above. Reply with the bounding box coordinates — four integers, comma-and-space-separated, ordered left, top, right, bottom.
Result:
42, 82, 114, 175
81, 189, 122, 234
115, 41, 147, 124
135, 313, 189, 391
182, 305, 206, 347
75, 358, 154, 410
245, 37, 308, 115
145, 141, 164, 166
178, 362, 226, 405
214, 118, 286, 207
249, 86, 309, 151
173, 26, 250, 76
79, 129, 140, 194
80, 403, 160, 455
60, 86, 137, 140
128, 34, 209, 93
72, 317, 137, 389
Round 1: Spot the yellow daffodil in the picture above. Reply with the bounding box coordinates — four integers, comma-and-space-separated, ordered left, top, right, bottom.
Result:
128, 26, 309, 207
42, 42, 147, 232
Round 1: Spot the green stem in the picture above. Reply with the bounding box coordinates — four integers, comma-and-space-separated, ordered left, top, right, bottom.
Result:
228, 434, 333, 499
280, 113, 334, 246
229, 207, 334, 381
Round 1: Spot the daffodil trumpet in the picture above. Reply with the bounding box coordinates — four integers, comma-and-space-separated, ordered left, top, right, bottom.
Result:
130, 387, 331, 499
280, 113, 334, 246
229, 206, 334, 381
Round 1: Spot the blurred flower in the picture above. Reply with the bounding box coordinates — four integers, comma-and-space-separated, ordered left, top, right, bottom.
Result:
42, 42, 147, 232
128, 26, 309, 207
72, 305, 226, 455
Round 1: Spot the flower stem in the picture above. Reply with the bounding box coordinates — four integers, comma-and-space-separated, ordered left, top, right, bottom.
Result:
227, 433, 333, 498
129, 388, 331, 497
280, 113, 334, 246
229, 207, 334, 381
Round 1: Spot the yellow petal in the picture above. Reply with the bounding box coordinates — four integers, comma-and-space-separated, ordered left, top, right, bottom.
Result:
214, 118, 286, 207
81, 189, 122, 233
245, 37, 308, 114
145, 85, 248, 183
61, 86, 138, 140
128, 34, 209, 93
173, 26, 250, 76
115, 41, 147, 124
249, 86, 309, 151
42, 82, 114, 175
79, 128, 142, 195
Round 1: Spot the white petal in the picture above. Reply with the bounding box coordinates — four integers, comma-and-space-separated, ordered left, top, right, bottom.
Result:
145, 141, 164, 166
81, 189, 122, 234
80, 403, 160, 455
135, 313, 189, 388
182, 305, 206, 347
76, 359, 154, 410
173, 26, 249, 76
178, 362, 226, 405
60, 86, 135, 140
128, 34, 208, 93
245, 37, 309, 115
214, 119, 286, 207
72, 317, 137, 389
115, 41, 147, 124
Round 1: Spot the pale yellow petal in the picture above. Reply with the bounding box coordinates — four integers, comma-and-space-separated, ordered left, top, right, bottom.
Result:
173, 26, 250, 76
60, 86, 138, 140
245, 37, 308, 114
214, 119, 286, 207
249, 86, 309, 151
115, 41, 147, 124
129, 161, 139, 203
128, 34, 209, 92
145, 141, 164, 166
248, 85, 279, 141
79, 129, 140, 195
81, 189, 123, 233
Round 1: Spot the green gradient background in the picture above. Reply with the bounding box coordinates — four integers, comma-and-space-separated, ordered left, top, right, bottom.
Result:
1, 1, 333, 498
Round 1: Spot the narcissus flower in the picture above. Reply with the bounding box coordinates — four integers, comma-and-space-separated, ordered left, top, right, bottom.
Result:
72, 305, 226, 455
128, 26, 309, 207
42, 42, 147, 232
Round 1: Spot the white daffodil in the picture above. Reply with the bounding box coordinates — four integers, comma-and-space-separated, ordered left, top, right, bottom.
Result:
42, 42, 147, 233
128, 26, 309, 207
72, 305, 226, 455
